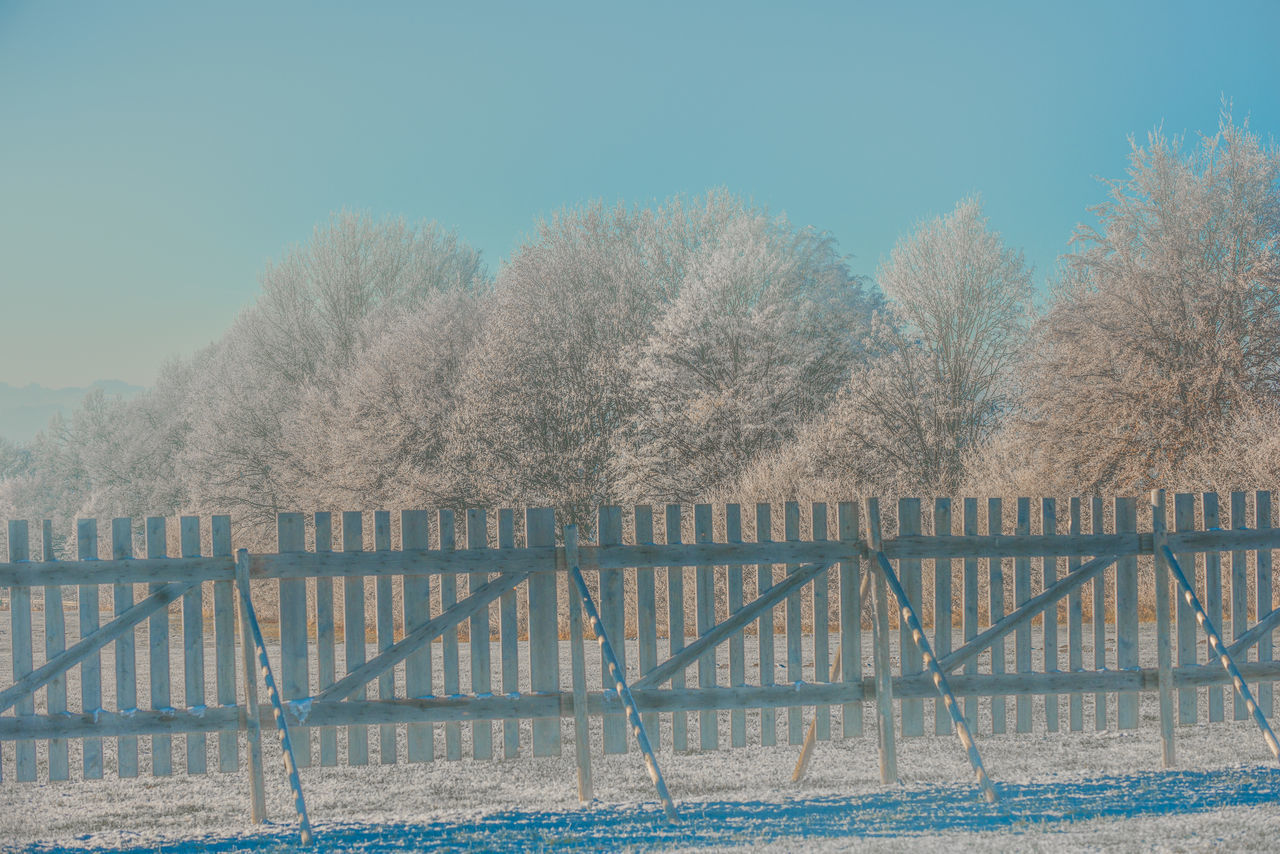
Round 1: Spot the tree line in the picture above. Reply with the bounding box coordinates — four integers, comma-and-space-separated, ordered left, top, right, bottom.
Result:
2, 110, 1278, 547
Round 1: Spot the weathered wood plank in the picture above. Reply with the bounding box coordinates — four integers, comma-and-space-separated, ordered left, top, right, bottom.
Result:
565, 526, 593, 803
838, 501, 862, 738
497, 509, 518, 759
375, 510, 398, 764
1116, 496, 1139, 730
211, 516, 237, 772
342, 511, 370, 765
666, 504, 688, 752
279, 513, 311, 767
726, 504, 746, 747
756, 503, 775, 747
180, 517, 206, 774
695, 504, 719, 751
314, 512, 338, 766
988, 498, 1006, 735
42, 520, 69, 781
1043, 498, 1059, 733
599, 506, 627, 754
1067, 498, 1084, 732
897, 499, 923, 737
467, 508, 493, 760
401, 510, 433, 763
145, 517, 170, 778
526, 507, 560, 757
813, 502, 831, 741
114, 517, 139, 778
1232, 491, 1249, 721
8, 521, 36, 781
1092, 496, 1108, 731
440, 510, 461, 758
1258, 491, 1274, 715
933, 498, 952, 736
1203, 493, 1224, 722
1015, 498, 1032, 734
1174, 493, 1198, 725
963, 498, 979, 730
784, 502, 804, 744
634, 506, 660, 742
865, 498, 896, 784
1153, 490, 1177, 767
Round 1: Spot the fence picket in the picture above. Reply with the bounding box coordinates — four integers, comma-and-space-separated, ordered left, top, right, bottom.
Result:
634, 506, 660, 743
279, 513, 311, 767
375, 511, 398, 763
785, 501, 804, 744
963, 499, 979, 730
145, 517, 170, 777
600, 506, 627, 753
211, 516, 237, 772
8, 521, 35, 781
695, 504, 718, 751
726, 504, 746, 747
1258, 491, 1274, 715
180, 517, 206, 774
1174, 493, 1198, 725
497, 509, 518, 759
756, 503, 775, 747
1203, 493, 1224, 722
526, 507, 559, 757
467, 508, 493, 760
1091, 497, 1108, 730
401, 510, 433, 762
666, 504, 688, 752
42, 520, 69, 780
1116, 497, 1139, 730
1231, 491, 1249, 720
813, 502, 831, 741
439, 509, 461, 760
988, 498, 1006, 735
1042, 498, 1059, 733
1015, 498, 1032, 734
314, 512, 338, 766
1067, 498, 1083, 732
113, 518, 139, 778
933, 499, 952, 736
838, 501, 862, 738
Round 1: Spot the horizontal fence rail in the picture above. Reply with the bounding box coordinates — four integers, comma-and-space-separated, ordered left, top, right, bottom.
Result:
2, 493, 1279, 790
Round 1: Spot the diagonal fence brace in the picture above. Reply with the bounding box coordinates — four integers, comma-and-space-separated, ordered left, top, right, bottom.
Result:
1161, 545, 1280, 762
872, 548, 1000, 804
565, 527, 680, 823
236, 550, 314, 846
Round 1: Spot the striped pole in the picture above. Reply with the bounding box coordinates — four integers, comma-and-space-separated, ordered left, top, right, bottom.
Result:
1161, 545, 1280, 761
872, 549, 1000, 804
566, 553, 680, 822
236, 550, 315, 845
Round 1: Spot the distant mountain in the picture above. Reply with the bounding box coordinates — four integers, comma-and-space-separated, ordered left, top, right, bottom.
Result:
0, 380, 146, 444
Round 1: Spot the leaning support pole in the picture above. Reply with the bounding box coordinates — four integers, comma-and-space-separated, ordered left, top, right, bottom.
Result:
236, 550, 315, 846
1161, 543, 1280, 762
870, 546, 1000, 805
564, 530, 680, 823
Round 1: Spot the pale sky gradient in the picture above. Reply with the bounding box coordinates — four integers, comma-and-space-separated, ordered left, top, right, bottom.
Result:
2, 0, 1279, 388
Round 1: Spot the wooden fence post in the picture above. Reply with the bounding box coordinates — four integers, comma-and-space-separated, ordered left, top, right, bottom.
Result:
235, 551, 267, 824
865, 498, 897, 785
1152, 490, 1176, 768
565, 526, 593, 803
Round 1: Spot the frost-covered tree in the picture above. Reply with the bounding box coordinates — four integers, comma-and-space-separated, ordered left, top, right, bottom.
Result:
182, 212, 488, 535
1021, 109, 1280, 491
838, 199, 1033, 494
617, 211, 876, 502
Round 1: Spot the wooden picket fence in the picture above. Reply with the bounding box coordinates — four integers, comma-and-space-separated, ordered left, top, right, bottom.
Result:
3, 494, 1280, 790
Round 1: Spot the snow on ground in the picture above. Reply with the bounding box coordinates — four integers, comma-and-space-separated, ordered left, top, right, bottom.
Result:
4, 716, 1280, 852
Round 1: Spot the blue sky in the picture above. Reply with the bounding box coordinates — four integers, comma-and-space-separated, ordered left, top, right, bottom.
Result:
2, 0, 1278, 388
